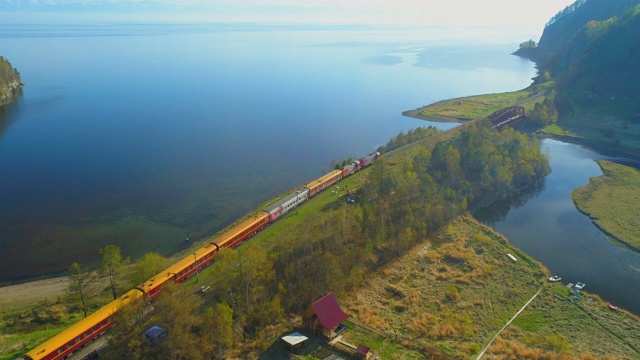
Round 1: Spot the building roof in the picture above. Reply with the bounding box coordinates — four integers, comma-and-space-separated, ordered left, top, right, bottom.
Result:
282, 332, 308, 346
311, 292, 349, 331
357, 345, 370, 354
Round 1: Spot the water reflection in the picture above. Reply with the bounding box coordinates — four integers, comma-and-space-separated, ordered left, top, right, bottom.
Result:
0, 96, 21, 138
474, 178, 545, 223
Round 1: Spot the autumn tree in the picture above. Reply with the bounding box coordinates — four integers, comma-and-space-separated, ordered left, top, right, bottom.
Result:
99, 245, 129, 300
210, 244, 281, 333
201, 302, 234, 359
103, 302, 149, 360
127, 252, 171, 288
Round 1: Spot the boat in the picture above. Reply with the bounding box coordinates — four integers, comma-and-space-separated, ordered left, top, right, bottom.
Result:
574, 282, 586, 290
548, 275, 561, 282
609, 304, 618, 311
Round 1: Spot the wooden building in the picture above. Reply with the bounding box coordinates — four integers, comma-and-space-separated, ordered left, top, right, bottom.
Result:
302, 292, 349, 339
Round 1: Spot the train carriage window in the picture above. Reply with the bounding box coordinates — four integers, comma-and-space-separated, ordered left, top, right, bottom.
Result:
94, 326, 99, 332
86, 331, 90, 337
59, 349, 65, 354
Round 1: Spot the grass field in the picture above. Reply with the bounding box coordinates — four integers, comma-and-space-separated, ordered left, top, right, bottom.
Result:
403, 82, 554, 122
572, 160, 640, 252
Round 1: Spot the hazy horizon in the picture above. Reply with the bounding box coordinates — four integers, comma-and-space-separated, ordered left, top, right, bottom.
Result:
1, 0, 576, 33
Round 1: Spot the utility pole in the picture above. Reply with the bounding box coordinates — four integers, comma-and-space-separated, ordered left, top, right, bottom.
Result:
193, 252, 199, 283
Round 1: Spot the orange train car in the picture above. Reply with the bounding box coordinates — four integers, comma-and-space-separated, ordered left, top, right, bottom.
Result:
138, 242, 219, 300
214, 212, 270, 249
305, 169, 342, 197
138, 212, 269, 300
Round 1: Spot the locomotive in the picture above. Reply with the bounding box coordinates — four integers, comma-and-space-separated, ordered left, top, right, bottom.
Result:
22, 152, 379, 360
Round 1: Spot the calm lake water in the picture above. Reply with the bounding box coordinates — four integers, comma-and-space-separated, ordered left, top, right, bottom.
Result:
476, 139, 640, 315
0, 23, 539, 281
1, 22, 639, 317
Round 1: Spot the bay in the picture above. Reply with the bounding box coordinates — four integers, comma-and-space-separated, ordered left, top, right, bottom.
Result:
0, 23, 539, 281
476, 139, 640, 315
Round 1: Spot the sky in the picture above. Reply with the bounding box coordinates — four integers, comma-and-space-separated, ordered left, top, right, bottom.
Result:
2, 0, 578, 29
186, 0, 578, 26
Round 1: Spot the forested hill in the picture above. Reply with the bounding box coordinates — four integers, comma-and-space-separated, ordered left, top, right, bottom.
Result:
0, 56, 22, 106
516, 0, 640, 100
522, 0, 640, 64
555, 4, 640, 99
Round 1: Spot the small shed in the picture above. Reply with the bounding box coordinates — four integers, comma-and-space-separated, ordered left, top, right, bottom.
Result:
357, 345, 371, 360
144, 325, 166, 345
282, 331, 308, 354
302, 292, 349, 339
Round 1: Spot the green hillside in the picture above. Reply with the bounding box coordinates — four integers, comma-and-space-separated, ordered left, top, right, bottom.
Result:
515, 0, 640, 154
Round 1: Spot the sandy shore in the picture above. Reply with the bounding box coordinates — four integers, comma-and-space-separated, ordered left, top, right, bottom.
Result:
0, 277, 70, 311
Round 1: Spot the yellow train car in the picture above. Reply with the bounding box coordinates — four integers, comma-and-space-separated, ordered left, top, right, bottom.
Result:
137, 242, 219, 300
23, 289, 143, 360
215, 212, 270, 249
305, 169, 342, 197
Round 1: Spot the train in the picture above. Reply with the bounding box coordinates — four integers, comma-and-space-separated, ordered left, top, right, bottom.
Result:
22, 151, 380, 360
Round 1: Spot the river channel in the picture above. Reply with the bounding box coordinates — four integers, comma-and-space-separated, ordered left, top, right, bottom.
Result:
474, 138, 640, 315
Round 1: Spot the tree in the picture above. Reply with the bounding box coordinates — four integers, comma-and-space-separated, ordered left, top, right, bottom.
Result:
127, 252, 170, 288
151, 284, 204, 360
202, 302, 234, 359
518, 39, 536, 49
99, 245, 129, 300
67, 262, 93, 317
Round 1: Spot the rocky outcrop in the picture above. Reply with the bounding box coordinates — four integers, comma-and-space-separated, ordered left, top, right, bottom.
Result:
0, 78, 23, 106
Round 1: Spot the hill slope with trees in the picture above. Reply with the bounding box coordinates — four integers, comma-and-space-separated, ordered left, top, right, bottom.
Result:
515, 0, 640, 154
0, 56, 22, 106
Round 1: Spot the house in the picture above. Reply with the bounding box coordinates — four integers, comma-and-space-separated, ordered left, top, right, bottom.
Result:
302, 292, 349, 339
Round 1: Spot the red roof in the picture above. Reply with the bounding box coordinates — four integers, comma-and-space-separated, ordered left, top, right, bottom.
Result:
311, 292, 349, 330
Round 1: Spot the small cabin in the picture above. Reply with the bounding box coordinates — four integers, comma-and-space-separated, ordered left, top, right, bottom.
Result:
302, 292, 349, 339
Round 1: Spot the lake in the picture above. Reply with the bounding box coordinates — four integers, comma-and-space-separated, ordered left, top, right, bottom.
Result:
0, 23, 541, 282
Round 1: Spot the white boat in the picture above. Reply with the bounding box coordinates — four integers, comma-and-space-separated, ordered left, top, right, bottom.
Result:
574, 282, 586, 290
548, 275, 561, 282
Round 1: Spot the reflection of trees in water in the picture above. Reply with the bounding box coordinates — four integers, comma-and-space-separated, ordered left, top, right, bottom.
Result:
0, 99, 20, 139
473, 178, 546, 224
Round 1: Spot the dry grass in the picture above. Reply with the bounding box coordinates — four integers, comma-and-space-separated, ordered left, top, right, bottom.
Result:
339, 214, 640, 359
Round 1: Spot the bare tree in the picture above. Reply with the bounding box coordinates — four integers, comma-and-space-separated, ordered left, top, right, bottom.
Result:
99, 245, 129, 300
67, 262, 93, 317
